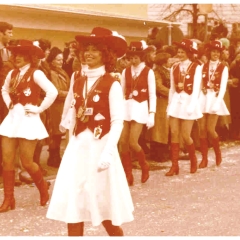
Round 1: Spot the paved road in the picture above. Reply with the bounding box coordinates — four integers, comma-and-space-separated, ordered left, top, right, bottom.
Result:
0, 141, 240, 236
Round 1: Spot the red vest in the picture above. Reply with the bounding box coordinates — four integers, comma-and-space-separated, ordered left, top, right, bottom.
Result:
125, 66, 150, 102
9, 68, 40, 106
202, 61, 225, 92
173, 62, 199, 95
73, 73, 117, 139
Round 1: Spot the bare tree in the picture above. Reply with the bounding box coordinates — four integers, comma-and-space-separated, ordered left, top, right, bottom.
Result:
149, 4, 240, 40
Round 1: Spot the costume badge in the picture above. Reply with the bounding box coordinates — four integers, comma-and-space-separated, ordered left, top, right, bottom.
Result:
93, 94, 100, 102
23, 87, 31, 96
203, 73, 206, 78
129, 93, 133, 99
185, 74, 190, 79
84, 108, 93, 115
133, 90, 138, 96
94, 126, 102, 139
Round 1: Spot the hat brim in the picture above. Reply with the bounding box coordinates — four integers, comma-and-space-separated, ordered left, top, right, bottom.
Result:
173, 42, 198, 54
126, 50, 145, 55
75, 35, 127, 58
7, 45, 45, 59
205, 43, 225, 51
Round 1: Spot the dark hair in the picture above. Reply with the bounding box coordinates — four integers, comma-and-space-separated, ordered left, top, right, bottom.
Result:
80, 42, 116, 72
37, 39, 51, 52
143, 45, 156, 68
126, 51, 145, 62
0, 22, 13, 33
46, 47, 63, 63
177, 47, 195, 61
205, 48, 222, 60
11, 50, 39, 68
154, 52, 171, 66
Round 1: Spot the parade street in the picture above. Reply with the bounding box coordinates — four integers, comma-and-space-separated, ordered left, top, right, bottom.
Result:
0, 141, 240, 236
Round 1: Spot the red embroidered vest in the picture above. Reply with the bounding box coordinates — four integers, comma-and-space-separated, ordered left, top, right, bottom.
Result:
9, 68, 40, 106
173, 62, 199, 95
202, 61, 225, 92
73, 73, 117, 139
125, 66, 150, 102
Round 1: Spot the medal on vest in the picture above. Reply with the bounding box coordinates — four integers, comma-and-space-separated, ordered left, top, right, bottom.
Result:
132, 90, 138, 96
185, 74, 190, 79
23, 87, 31, 96
77, 106, 85, 119
178, 82, 184, 90
94, 125, 102, 139
93, 94, 100, 102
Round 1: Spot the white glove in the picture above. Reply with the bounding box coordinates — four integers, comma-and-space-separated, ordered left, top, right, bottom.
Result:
186, 103, 195, 116
59, 123, 67, 133
24, 104, 42, 114
146, 112, 155, 129
211, 100, 220, 113
97, 151, 113, 172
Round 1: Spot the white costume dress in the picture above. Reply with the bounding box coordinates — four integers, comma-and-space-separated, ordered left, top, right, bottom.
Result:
0, 63, 58, 140
46, 66, 134, 226
199, 60, 230, 115
121, 62, 156, 123
167, 59, 203, 120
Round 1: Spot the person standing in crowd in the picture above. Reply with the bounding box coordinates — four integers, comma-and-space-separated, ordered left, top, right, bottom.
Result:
198, 40, 230, 168
62, 41, 77, 78
46, 27, 134, 236
18, 38, 52, 183
149, 52, 171, 162
0, 40, 58, 212
46, 47, 70, 168
0, 22, 13, 176
166, 39, 202, 176
229, 53, 240, 140
139, 44, 157, 155
119, 40, 156, 186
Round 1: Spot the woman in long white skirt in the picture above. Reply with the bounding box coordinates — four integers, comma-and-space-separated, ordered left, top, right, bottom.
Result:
46, 27, 134, 236
198, 40, 230, 168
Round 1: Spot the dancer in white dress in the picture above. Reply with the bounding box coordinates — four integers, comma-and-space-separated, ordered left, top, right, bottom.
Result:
166, 39, 203, 176
119, 40, 156, 186
198, 40, 229, 168
46, 27, 134, 236
0, 39, 58, 213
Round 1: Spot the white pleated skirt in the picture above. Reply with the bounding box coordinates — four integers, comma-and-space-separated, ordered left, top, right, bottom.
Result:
0, 103, 48, 140
167, 91, 203, 120
123, 99, 148, 123
46, 128, 134, 226
199, 90, 230, 115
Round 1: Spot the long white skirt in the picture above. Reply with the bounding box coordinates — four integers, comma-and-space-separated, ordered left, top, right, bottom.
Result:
46, 128, 134, 226
0, 103, 48, 140
167, 91, 203, 120
199, 90, 230, 115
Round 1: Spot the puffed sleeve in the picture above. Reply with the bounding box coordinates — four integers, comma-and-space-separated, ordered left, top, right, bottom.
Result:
33, 69, 58, 111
